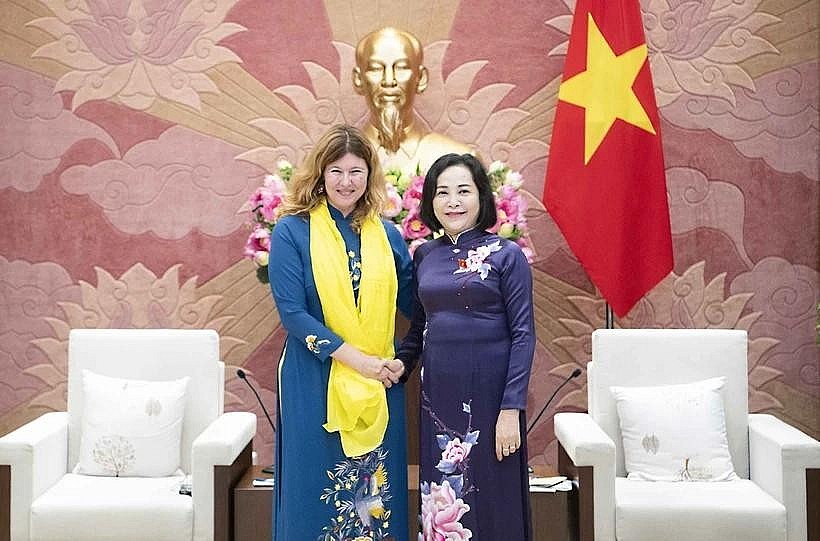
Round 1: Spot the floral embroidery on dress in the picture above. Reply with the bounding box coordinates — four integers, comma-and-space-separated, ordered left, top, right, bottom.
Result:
419, 393, 478, 539
348, 250, 362, 292
319, 447, 392, 540
419, 479, 472, 541
306, 334, 331, 354
453, 241, 502, 280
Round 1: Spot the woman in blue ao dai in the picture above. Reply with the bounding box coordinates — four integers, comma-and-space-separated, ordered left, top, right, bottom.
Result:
396, 153, 535, 540
268, 125, 414, 540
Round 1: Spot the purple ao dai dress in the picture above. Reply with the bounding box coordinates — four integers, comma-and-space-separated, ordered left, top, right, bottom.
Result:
397, 228, 535, 540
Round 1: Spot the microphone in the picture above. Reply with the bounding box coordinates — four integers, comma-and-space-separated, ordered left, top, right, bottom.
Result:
526, 367, 582, 435
237, 368, 276, 475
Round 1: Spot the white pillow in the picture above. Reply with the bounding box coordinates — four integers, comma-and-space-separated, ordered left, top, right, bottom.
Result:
74, 370, 189, 477
610, 376, 738, 482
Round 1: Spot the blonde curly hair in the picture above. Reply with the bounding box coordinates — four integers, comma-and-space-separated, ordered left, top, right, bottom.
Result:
277, 125, 385, 231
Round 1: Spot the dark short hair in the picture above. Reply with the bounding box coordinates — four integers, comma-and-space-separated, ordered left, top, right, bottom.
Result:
420, 153, 497, 232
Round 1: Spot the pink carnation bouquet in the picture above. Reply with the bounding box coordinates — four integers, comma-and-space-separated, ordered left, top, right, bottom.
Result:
243, 160, 292, 284
244, 160, 533, 284
384, 161, 533, 260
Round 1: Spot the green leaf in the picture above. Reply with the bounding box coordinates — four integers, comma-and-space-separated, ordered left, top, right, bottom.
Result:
256, 265, 269, 284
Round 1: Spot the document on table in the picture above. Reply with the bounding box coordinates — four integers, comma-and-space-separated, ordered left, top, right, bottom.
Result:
253, 477, 275, 487
528, 475, 572, 492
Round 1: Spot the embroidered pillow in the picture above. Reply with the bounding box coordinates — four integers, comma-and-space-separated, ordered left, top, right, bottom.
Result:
74, 370, 189, 477
610, 377, 738, 482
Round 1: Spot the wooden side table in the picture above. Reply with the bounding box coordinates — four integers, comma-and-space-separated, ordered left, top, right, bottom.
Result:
233, 465, 272, 541
530, 465, 576, 541
233, 465, 575, 541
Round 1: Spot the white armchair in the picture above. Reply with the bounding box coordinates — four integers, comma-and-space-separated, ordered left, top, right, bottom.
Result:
0, 329, 257, 541
555, 329, 820, 541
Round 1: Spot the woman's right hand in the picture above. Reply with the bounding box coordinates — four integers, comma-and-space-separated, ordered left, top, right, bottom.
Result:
352, 356, 404, 388
331, 343, 406, 387
331, 343, 386, 381
354, 355, 388, 380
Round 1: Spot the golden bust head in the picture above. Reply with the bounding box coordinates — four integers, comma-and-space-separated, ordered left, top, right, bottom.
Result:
353, 27, 429, 153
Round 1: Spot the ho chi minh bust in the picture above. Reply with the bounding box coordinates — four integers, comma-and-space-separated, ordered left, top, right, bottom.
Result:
353, 27, 473, 173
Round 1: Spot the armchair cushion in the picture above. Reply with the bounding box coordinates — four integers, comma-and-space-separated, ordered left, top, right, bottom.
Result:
74, 370, 189, 477
30, 473, 193, 541
611, 377, 737, 482
615, 477, 785, 541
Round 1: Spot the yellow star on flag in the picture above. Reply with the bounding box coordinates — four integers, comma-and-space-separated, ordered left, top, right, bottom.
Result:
558, 13, 656, 164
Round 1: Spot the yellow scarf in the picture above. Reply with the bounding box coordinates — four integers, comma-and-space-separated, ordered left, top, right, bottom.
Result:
310, 200, 397, 457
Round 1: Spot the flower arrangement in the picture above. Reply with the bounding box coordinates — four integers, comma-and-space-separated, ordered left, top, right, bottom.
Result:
382, 160, 533, 260
243, 159, 533, 284
243, 160, 291, 284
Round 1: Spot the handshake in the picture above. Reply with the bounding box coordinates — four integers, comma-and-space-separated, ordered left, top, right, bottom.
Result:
338, 344, 406, 388
378, 358, 405, 388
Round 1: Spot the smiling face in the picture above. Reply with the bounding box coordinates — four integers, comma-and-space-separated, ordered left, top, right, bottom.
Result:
323, 152, 368, 216
432, 165, 480, 237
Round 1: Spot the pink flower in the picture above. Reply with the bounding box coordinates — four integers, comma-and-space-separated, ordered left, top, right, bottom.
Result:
402, 175, 425, 210
244, 227, 270, 263
246, 225, 271, 254
263, 174, 286, 194
260, 193, 283, 222
420, 481, 472, 541
243, 235, 256, 258
250, 175, 286, 222
402, 209, 431, 240
249, 187, 265, 209
441, 438, 472, 467
382, 184, 404, 218
496, 197, 520, 225
498, 184, 517, 200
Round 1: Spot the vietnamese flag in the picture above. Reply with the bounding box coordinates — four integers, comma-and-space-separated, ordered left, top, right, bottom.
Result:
543, 0, 673, 317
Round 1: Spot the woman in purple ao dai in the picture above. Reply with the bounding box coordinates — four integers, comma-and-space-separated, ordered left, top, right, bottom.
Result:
396, 153, 535, 540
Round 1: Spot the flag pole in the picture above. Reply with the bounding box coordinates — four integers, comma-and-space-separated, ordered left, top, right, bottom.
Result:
605, 302, 614, 329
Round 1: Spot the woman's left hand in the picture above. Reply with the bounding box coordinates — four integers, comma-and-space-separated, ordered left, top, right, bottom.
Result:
495, 409, 521, 461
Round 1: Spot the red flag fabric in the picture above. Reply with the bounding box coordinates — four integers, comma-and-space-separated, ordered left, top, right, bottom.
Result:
543, 0, 673, 317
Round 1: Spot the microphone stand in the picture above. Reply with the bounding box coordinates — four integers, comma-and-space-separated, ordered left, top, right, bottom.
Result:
605, 302, 614, 329
524, 367, 582, 477
526, 367, 583, 435
236, 368, 276, 475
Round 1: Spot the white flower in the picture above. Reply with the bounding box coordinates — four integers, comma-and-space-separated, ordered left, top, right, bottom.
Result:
254, 251, 269, 267
498, 223, 515, 238
488, 160, 505, 174
504, 170, 523, 188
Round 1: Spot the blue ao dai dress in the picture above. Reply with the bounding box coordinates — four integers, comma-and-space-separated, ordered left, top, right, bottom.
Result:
268, 205, 413, 541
